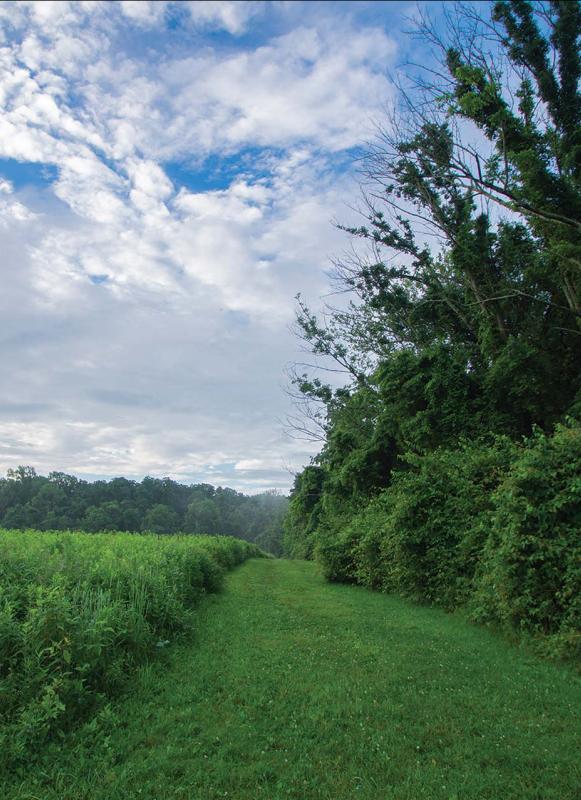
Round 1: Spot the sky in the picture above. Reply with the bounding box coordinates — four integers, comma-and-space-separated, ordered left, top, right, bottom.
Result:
0, 0, 439, 493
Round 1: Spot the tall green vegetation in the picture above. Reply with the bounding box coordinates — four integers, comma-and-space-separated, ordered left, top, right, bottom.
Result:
0, 470, 287, 555
284, 0, 581, 659
0, 528, 262, 767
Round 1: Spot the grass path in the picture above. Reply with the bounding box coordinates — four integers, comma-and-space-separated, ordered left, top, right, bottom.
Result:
5, 559, 580, 800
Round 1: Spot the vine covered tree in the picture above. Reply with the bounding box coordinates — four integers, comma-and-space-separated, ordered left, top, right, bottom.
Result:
284, 2, 580, 657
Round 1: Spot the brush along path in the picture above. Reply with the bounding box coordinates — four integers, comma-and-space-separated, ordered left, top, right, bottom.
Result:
5, 559, 580, 800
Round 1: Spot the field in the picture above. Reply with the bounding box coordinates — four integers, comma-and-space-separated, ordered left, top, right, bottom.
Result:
3, 558, 580, 800
0, 528, 262, 766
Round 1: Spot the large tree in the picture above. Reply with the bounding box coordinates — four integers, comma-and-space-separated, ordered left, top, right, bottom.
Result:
286, 0, 581, 555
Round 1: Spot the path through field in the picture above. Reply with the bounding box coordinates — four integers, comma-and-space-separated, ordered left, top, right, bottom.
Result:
6, 559, 580, 800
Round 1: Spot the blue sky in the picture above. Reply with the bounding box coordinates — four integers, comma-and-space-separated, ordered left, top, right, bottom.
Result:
0, 0, 445, 492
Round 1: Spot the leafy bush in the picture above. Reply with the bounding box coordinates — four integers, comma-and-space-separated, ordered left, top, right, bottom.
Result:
320, 438, 514, 605
315, 424, 581, 662
0, 529, 262, 766
315, 522, 361, 583
283, 466, 325, 559
472, 423, 581, 659
387, 440, 514, 607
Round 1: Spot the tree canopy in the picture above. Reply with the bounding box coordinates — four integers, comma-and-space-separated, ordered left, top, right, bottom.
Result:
0, 467, 287, 555
284, 1, 580, 657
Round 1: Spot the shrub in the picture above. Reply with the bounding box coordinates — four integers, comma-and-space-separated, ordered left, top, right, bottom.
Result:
377, 440, 516, 607
315, 523, 361, 583
315, 423, 581, 662
318, 438, 515, 607
472, 423, 581, 659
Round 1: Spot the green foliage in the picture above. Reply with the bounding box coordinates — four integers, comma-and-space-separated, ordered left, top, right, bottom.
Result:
184, 497, 220, 534
316, 438, 515, 601
0, 472, 288, 555
142, 503, 179, 535
4, 560, 580, 800
82, 501, 123, 532
473, 423, 581, 658
283, 466, 325, 558
0, 528, 262, 766
314, 426, 581, 661
285, 0, 581, 663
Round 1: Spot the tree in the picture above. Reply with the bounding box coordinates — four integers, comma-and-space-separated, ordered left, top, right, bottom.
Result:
283, 466, 325, 558
142, 504, 179, 535
2, 504, 29, 530
82, 501, 123, 532
26, 483, 68, 529
7, 466, 38, 482
285, 0, 581, 558
0, 468, 286, 550
184, 498, 220, 534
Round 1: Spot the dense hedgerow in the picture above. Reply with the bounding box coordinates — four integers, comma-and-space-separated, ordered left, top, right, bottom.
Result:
316, 437, 512, 599
0, 529, 262, 765
315, 424, 581, 661
472, 424, 581, 659
284, 0, 581, 669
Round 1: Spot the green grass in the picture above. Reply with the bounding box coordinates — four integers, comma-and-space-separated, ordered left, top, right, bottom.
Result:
3, 559, 580, 800
0, 528, 262, 764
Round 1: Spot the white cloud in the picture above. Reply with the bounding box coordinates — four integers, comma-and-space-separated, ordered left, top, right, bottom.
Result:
185, 1, 263, 35
0, 0, 399, 489
146, 24, 394, 157
0, 198, 35, 224
0, 180, 37, 225
119, 1, 168, 26
118, 0, 261, 34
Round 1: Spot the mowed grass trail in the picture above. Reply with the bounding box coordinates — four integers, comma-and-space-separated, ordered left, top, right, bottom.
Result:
5, 559, 580, 800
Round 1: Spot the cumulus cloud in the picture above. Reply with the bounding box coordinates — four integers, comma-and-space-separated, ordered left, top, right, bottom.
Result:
119, 1, 168, 27
0, 0, 400, 489
118, 1, 262, 34
185, 1, 263, 35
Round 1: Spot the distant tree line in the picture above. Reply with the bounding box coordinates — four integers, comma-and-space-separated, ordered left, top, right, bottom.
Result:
0, 466, 287, 555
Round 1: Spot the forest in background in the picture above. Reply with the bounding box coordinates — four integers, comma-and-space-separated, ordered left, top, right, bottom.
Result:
0, 466, 287, 555
284, 0, 581, 660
